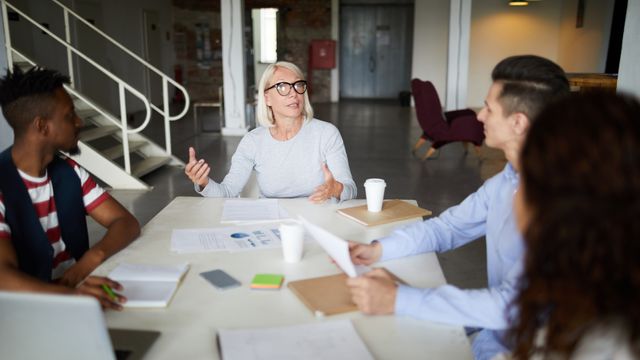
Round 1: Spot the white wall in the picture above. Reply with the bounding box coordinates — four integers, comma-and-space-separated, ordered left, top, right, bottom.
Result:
618, 0, 640, 97
446, 0, 472, 110
467, 0, 564, 108
331, 0, 339, 102
251, 9, 269, 88
93, 0, 174, 75
411, 0, 450, 103
29, 0, 69, 74
0, 109, 10, 151
7, 0, 175, 114
557, 0, 614, 73
0, 0, 175, 149
221, 0, 248, 135
3, 0, 33, 63
1, 0, 67, 74
84, 0, 175, 113
0, 10, 13, 150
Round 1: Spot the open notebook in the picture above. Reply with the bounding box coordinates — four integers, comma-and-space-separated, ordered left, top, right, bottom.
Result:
109, 263, 189, 308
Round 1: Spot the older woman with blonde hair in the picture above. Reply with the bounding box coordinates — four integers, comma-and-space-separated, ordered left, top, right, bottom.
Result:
185, 61, 356, 202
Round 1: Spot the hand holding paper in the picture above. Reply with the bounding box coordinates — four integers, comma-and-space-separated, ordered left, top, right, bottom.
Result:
348, 241, 382, 266
298, 217, 369, 277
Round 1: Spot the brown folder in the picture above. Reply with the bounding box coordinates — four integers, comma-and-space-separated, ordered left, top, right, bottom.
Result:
337, 199, 432, 226
288, 273, 356, 316
288, 270, 406, 316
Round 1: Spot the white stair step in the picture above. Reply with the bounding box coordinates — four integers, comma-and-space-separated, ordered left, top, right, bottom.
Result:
12, 52, 27, 62
73, 99, 90, 112
79, 126, 120, 142
102, 141, 147, 160
73, 97, 91, 109
15, 61, 32, 71
76, 108, 101, 121
131, 156, 172, 178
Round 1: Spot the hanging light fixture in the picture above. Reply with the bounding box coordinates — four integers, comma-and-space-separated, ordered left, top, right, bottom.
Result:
509, 1, 529, 5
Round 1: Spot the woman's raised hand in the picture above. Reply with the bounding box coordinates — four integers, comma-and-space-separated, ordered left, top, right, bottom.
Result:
185, 146, 211, 189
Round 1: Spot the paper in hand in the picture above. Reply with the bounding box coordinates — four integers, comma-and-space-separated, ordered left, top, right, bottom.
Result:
299, 217, 369, 277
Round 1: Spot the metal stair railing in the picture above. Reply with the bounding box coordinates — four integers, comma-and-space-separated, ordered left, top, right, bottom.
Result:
50, 0, 190, 152
0, 0, 190, 173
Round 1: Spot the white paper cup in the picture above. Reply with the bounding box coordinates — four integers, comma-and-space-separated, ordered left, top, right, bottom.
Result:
364, 178, 386, 212
280, 222, 304, 263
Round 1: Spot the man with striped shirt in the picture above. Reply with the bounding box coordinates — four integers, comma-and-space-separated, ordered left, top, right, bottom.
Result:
0, 66, 140, 310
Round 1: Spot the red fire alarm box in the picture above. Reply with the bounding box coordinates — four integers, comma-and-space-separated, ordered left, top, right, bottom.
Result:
309, 39, 336, 69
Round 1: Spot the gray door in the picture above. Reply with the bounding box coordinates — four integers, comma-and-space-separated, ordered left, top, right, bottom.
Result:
340, 5, 413, 99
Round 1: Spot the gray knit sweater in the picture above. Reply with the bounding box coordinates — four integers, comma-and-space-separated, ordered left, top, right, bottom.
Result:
196, 118, 356, 200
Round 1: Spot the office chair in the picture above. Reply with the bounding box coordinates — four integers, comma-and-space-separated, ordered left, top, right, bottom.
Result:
410, 79, 484, 160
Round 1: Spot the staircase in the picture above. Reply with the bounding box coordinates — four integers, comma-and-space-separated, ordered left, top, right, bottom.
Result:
1, 0, 190, 190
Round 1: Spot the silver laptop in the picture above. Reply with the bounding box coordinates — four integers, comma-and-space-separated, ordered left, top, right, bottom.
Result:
0, 291, 159, 360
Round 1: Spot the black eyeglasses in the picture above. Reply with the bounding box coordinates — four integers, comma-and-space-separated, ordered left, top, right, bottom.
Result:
265, 80, 308, 96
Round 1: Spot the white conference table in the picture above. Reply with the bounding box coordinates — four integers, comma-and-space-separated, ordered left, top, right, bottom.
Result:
95, 197, 473, 360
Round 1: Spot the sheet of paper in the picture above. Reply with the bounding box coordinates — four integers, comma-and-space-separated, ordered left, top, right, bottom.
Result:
218, 320, 374, 360
299, 217, 368, 278
220, 199, 290, 224
171, 226, 282, 253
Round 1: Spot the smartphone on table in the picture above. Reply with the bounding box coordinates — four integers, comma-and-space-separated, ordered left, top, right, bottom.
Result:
200, 269, 241, 290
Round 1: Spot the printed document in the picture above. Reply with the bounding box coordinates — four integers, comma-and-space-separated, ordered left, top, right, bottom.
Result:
171, 226, 281, 253
221, 199, 290, 224
218, 320, 374, 360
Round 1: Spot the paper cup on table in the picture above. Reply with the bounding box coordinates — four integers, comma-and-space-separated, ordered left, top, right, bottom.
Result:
280, 222, 304, 263
364, 178, 386, 212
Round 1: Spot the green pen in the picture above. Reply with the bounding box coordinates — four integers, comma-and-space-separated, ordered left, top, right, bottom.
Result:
101, 284, 118, 301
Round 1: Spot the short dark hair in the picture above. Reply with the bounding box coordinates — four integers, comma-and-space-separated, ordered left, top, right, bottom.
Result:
0, 66, 70, 137
492, 55, 569, 121
510, 91, 640, 358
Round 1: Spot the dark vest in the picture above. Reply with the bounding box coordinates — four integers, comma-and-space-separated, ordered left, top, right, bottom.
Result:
0, 147, 89, 282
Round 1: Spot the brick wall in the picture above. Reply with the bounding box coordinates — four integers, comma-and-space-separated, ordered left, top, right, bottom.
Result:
276, 0, 332, 103
171, 0, 333, 103
173, 0, 222, 101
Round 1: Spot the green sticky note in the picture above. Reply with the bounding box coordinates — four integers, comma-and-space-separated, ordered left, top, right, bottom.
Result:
251, 274, 284, 289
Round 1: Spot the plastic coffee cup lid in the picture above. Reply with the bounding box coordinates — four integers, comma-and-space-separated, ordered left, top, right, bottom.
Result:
364, 178, 386, 186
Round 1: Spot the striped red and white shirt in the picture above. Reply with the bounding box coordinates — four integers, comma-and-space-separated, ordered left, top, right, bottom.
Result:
0, 158, 109, 280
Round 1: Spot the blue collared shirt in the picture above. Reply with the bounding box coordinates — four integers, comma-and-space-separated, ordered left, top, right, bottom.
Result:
378, 164, 523, 356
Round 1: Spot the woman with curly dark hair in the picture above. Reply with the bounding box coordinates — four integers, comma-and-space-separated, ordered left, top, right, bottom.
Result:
504, 91, 640, 359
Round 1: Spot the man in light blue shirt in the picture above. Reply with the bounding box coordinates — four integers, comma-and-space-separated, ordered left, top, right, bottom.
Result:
347, 55, 569, 360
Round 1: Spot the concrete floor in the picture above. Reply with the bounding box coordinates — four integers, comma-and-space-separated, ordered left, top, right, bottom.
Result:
91, 100, 508, 290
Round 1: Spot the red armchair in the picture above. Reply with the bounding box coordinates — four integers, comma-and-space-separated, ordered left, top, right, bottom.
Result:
411, 79, 484, 160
